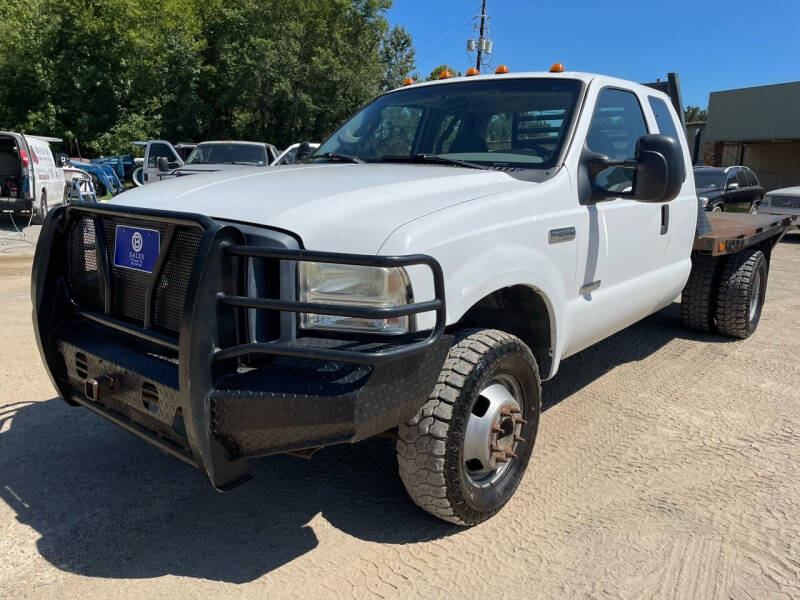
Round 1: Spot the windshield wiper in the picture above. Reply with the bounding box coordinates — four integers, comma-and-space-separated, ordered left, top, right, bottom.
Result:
380, 154, 489, 170
310, 152, 364, 164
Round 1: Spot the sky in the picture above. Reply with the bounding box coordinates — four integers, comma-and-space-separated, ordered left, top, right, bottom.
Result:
387, 0, 800, 108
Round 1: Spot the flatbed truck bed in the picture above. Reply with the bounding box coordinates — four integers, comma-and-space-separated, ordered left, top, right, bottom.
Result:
695, 212, 798, 256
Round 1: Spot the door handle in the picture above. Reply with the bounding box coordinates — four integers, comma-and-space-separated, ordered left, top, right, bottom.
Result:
660, 204, 669, 235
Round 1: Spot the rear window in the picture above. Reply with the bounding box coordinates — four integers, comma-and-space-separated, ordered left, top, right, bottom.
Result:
648, 96, 680, 141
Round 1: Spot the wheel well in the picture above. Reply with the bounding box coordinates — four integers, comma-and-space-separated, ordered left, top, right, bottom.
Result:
453, 285, 553, 378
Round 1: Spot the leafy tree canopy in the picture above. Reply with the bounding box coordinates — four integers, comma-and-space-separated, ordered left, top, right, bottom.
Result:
0, 0, 416, 155
684, 105, 708, 123
426, 64, 462, 81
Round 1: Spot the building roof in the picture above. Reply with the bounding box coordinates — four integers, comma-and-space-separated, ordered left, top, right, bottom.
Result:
705, 80, 800, 142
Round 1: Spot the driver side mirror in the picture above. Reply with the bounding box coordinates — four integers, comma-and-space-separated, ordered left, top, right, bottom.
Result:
53, 152, 68, 167
727, 181, 739, 190
157, 156, 171, 173
579, 134, 685, 204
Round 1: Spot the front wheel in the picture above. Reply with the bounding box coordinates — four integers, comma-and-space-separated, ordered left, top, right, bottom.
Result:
397, 329, 541, 525
711, 203, 724, 212
749, 200, 761, 214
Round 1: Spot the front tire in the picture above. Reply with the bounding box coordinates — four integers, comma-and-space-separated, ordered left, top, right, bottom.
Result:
397, 329, 541, 525
715, 249, 768, 339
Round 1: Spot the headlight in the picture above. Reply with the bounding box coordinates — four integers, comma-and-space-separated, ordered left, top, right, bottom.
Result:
699, 196, 709, 207
298, 262, 411, 334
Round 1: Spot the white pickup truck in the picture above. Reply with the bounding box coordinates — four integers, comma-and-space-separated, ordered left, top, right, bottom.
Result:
32, 69, 796, 525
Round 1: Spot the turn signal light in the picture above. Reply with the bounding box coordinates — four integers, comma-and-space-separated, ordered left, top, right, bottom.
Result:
438, 70, 453, 80
549, 63, 565, 73
19, 149, 29, 167
402, 77, 415, 86
466, 67, 480, 77
495, 64, 509, 74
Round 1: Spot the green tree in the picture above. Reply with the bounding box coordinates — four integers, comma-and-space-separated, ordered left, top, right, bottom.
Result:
427, 64, 461, 81
684, 105, 708, 123
379, 25, 415, 90
0, 0, 413, 155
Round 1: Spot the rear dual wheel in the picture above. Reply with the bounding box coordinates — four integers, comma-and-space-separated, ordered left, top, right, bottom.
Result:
397, 329, 541, 526
681, 248, 768, 339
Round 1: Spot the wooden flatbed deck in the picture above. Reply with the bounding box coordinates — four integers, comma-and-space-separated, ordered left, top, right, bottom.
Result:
694, 212, 798, 256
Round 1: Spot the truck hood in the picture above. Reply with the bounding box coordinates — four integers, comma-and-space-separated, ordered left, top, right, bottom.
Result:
112, 163, 531, 253
168, 164, 253, 175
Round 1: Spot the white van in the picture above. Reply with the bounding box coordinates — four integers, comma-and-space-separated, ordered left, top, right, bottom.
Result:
0, 132, 67, 220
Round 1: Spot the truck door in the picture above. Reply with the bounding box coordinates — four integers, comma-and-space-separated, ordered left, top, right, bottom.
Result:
566, 88, 678, 354
142, 140, 183, 184
646, 95, 697, 287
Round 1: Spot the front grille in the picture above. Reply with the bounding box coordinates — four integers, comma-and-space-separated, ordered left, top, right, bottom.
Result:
769, 195, 800, 209
67, 214, 204, 335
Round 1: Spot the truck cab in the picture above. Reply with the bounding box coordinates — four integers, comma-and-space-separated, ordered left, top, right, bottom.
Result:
33, 70, 789, 526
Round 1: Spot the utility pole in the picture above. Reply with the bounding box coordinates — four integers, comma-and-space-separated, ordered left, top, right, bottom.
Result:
476, 0, 487, 71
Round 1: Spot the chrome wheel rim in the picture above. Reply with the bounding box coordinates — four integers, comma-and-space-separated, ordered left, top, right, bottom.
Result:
749, 269, 762, 321
712, 205, 723, 212
463, 375, 525, 487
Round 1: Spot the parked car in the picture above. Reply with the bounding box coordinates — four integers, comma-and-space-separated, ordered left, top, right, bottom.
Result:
32, 70, 797, 526
138, 140, 279, 184
694, 165, 763, 213
758, 186, 800, 229
0, 131, 66, 221
271, 142, 320, 165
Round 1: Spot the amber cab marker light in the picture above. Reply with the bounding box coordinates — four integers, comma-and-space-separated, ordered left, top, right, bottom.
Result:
438, 70, 453, 80
549, 63, 565, 73
402, 77, 415, 86
495, 64, 509, 74
466, 67, 480, 77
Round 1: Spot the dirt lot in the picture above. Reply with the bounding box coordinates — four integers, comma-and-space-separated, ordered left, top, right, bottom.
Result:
1, 230, 799, 599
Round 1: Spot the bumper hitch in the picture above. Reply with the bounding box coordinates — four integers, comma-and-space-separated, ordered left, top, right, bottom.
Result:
85, 375, 119, 401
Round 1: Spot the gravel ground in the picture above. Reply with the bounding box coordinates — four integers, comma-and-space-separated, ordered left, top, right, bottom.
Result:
1, 232, 799, 599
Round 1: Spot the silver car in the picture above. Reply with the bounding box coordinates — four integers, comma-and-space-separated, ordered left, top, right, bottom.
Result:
759, 186, 800, 229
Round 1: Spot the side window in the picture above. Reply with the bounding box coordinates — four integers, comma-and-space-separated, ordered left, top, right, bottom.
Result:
147, 143, 178, 168
725, 171, 738, 188
648, 96, 680, 141
745, 170, 758, 187
587, 88, 649, 193
735, 170, 748, 187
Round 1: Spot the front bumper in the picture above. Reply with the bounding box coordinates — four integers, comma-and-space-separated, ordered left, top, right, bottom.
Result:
32, 203, 448, 490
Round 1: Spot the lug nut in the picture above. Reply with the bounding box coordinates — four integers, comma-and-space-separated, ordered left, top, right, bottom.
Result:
514, 417, 528, 425
495, 456, 508, 463
509, 408, 522, 415
489, 444, 501, 453
514, 435, 526, 443
505, 450, 517, 459
491, 426, 504, 435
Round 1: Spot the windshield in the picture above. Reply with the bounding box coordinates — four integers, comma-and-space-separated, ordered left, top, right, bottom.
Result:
694, 171, 724, 190
186, 143, 267, 166
314, 78, 582, 170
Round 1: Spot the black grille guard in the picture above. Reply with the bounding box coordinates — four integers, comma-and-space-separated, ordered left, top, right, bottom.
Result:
32, 202, 447, 490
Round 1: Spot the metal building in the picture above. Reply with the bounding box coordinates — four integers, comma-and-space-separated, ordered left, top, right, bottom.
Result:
703, 81, 800, 191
